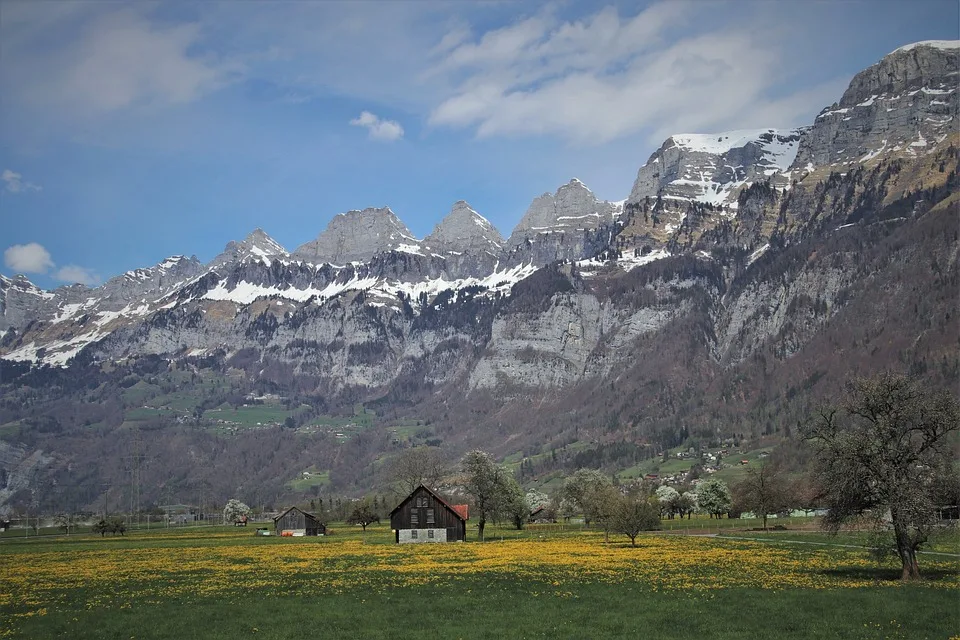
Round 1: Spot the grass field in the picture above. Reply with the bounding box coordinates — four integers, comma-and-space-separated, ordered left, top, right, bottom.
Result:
1, 521, 957, 639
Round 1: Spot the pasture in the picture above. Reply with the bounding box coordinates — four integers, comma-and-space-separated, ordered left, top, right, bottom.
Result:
1, 522, 957, 639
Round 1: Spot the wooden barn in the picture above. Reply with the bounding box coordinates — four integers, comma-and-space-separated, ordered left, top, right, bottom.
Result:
390, 485, 468, 544
273, 506, 325, 536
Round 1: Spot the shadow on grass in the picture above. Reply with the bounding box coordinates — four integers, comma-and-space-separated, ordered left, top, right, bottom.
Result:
818, 565, 958, 583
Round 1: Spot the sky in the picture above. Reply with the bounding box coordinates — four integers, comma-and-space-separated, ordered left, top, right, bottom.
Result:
1, 0, 957, 289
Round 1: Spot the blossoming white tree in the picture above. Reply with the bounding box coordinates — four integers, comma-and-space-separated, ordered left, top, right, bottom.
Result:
223, 499, 251, 524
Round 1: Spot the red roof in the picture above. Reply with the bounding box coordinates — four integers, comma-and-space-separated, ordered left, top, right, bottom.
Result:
452, 504, 469, 520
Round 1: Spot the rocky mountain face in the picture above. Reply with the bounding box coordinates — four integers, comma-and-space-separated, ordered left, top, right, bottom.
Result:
508, 178, 622, 246
423, 201, 504, 278
628, 129, 803, 207
210, 229, 288, 271
794, 41, 959, 167
0, 275, 54, 333
293, 207, 422, 264
0, 41, 957, 513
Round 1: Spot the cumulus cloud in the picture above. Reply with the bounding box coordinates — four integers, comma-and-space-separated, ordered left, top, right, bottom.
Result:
427, 3, 833, 144
3, 242, 98, 284
2, 169, 41, 194
350, 111, 405, 141
54, 265, 100, 286
4, 243, 54, 273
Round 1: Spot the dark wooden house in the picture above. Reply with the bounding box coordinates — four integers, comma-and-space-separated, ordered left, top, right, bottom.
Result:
390, 485, 468, 544
273, 506, 325, 536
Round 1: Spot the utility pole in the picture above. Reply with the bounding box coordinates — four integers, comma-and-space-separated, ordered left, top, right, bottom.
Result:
123, 429, 146, 529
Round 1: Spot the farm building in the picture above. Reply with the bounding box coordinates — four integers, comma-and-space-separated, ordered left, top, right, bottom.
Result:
273, 506, 325, 536
390, 485, 468, 544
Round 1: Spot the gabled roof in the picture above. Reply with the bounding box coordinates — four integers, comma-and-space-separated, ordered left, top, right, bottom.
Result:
389, 484, 468, 521
273, 505, 321, 523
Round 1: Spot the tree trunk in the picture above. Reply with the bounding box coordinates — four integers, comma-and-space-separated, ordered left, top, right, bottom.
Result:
629, 535, 637, 547
762, 514, 768, 531
893, 520, 921, 580
900, 547, 920, 581
478, 517, 485, 542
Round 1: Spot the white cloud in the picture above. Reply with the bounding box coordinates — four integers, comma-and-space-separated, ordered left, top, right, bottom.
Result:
2, 169, 41, 193
427, 4, 836, 144
3, 242, 98, 284
54, 265, 100, 286
4, 243, 54, 273
3, 5, 236, 116
350, 111, 405, 141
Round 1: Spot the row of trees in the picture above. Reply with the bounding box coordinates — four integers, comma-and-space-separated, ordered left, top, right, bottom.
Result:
336, 374, 958, 581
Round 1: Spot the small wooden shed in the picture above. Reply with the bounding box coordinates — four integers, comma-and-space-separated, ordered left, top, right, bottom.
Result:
390, 484, 468, 544
273, 506, 325, 536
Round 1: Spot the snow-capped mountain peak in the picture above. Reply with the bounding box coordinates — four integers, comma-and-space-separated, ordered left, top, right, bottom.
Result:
627, 128, 802, 208
209, 229, 288, 270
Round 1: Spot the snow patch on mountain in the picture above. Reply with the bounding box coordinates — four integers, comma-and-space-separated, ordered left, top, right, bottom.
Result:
576, 248, 672, 276
628, 129, 802, 210
200, 262, 538, 309
890, 40, 960, 55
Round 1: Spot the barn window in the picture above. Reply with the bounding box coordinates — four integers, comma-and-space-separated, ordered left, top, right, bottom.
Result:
411, 529, 418, 539
427, 530, 434, 539
426, 509, 435, 525
411, 512, 419, 526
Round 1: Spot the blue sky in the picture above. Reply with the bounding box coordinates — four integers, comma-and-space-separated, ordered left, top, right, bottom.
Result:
1, 0, 957, 289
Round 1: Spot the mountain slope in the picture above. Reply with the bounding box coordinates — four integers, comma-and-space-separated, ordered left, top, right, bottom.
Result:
0, 41, 957, 513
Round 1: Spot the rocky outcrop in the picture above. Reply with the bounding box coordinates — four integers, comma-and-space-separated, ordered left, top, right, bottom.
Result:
507, 179, 622, 247
423, 201, 504, 279
209, 229, 287, 271
793, 41, 959, 167
424, 201, 503, 255
627, 129, 802, 208
293, 207, 422, 264
96, 255, 204, 311
0, 275, 53, 332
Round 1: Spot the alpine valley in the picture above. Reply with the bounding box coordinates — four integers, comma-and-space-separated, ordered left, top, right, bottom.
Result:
1, 42, 957, 514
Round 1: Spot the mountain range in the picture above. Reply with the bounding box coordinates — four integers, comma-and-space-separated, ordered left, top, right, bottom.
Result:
0, 41, 957, 514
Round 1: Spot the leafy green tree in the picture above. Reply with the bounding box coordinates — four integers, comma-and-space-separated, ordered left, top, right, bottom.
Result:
611, 493, 661, 546
561, 469, 612, 526
502, 476, 529, 530
806, 373, 960, 580
346, 500, 380, 531
695, 478, 732, 518
93, 518, 126, 536
92, 519, 109, 537
732, 463, 791, 530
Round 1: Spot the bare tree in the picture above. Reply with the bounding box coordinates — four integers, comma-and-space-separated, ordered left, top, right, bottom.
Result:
346, 500, 380, 532
460, 449, 513, 541
806, 373, 959, 580
388, 447, 450, 496
611, 493, 660, 546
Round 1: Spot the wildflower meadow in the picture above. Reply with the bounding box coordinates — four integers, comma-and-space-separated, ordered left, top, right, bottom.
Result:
1, 523, 957, 639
